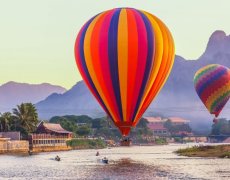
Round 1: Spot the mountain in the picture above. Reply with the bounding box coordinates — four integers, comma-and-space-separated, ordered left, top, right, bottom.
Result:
36, 30, 230, 131
0, 82, 66, 112
36, 81, 104, 119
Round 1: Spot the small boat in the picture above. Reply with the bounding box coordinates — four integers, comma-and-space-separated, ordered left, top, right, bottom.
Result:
55, 156, 61, 161
102, 157, 108, 164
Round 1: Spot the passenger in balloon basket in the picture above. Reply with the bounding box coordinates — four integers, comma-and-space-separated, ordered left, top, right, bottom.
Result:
120, 136, 132, 146
213, 117, 218, 124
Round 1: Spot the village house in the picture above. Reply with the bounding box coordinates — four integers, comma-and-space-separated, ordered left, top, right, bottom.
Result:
29, 121, 73, 152
144, 116, 190, 125
145, 116, 192, 137
147, 123, 169, 136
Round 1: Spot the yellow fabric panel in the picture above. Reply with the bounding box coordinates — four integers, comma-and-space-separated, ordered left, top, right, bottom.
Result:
152, 16, 175, 98
133, 13, 175, 125
118, 9, 128, 122
83, 13, 118, 123
134, 10, 163, 120
133, 13, 169, 124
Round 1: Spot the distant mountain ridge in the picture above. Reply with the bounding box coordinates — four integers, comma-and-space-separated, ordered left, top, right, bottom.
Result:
35, 30, 230, 129
0, 81, 66, 112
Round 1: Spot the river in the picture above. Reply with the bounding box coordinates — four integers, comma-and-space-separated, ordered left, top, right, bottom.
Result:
0, 143, 229, 180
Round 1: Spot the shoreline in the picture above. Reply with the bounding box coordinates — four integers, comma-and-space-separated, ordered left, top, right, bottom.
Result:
0, 143, 167, 156
175, 144, 230, 158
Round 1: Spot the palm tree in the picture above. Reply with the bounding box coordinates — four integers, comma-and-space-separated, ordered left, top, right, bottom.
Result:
0, 112, 12, 132
12, 103, 38, 137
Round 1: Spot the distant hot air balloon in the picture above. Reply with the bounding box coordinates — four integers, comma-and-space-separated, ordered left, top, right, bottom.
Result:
74, 8, 175, 136
194, 64, 230, 122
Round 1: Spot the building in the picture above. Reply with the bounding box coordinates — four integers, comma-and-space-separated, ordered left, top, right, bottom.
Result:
144, 117, 164, 125
148, 123, 169, 136
145, 116, 191, 137
29, 121, 73, 152
144, 116, 190, 125
168, 117, 190, 125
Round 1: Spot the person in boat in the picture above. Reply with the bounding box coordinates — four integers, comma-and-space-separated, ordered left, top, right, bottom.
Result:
96, 151, 99, 156
55, 155, 60, 161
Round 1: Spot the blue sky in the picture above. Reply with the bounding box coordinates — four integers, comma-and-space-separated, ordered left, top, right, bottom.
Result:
0, 0, 229, 89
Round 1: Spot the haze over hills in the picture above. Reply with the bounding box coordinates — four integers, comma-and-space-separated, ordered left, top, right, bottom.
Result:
151, 30, 230, 130
36, 30, 230, 131
0, 82, 66, 112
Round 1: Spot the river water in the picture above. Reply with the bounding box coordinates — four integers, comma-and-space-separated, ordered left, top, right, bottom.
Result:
0, 143, 229, 180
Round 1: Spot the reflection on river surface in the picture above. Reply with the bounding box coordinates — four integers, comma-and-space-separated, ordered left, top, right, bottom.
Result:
0, 144, 229, 179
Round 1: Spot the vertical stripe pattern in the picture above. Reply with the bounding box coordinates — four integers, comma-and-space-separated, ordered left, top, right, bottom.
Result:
194, 64, 230, 117
75, 8, 175, 136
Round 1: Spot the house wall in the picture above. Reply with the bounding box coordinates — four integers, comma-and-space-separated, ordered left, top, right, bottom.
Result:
29, 133, 72, 153
0, 139, 29, 154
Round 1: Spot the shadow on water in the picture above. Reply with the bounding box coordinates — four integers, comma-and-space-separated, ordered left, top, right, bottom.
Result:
91, 158, 170, 180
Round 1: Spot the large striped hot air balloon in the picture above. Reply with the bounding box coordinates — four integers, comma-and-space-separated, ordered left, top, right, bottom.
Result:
74, 8, 175, 136
194, 64, 230, 119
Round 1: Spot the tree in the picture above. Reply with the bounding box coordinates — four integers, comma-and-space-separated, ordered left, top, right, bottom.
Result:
211, 118, 230, 135
12, 103, 38, 138
164, 119, 192, 135
136, 118, 149, 129
0, 112, 12, 132
92, 117, 108, 129
76, 126, 91, 137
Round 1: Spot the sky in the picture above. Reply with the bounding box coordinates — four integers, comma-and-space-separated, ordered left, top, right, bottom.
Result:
0, 0, 230, 89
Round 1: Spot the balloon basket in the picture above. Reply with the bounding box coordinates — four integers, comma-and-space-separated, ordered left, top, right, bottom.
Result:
213, 118, 218, 124
120, 137, 132, 146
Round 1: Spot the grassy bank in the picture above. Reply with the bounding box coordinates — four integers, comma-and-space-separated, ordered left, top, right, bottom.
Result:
176, 145, 230, 158
66, 138, 107, 149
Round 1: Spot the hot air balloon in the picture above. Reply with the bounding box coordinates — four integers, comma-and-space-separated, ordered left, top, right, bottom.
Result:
74, 8, 175, 136
194, 64, 230, 123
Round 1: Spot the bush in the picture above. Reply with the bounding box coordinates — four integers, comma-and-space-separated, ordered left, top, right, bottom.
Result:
66, 138, 106, 149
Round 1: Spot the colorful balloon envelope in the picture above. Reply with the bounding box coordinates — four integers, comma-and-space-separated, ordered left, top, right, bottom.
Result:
194, 64, 230, 118
74, 8, 175, 136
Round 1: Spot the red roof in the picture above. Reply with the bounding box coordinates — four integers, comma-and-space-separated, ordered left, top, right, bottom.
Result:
144, 117, 163, 123
168, 117, 190, 123
38, 122, 72, 134
144, 116, 190, 124
148, 123, 167, 130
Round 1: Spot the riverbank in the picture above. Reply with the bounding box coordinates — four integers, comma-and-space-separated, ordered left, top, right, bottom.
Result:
176, 144, 230, 158
66, 138, 107, 149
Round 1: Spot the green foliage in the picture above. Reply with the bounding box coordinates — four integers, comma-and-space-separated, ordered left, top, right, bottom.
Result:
0, 103, 39, 138
76, 126, 91, 137
174, 137, 183, 143
12, 103, 38, 138
136, 118, 149, 128
50, 115, 93, 124
164, 120, 192, 135
92, 117, 109, 129
0, 112, 13, 132
176, 145, 230, 158
219, 152, 230, 158
66, 138, 106, 149
155, 138, 167, 144
49, 115, 154, 142
211, 118, 230, 135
